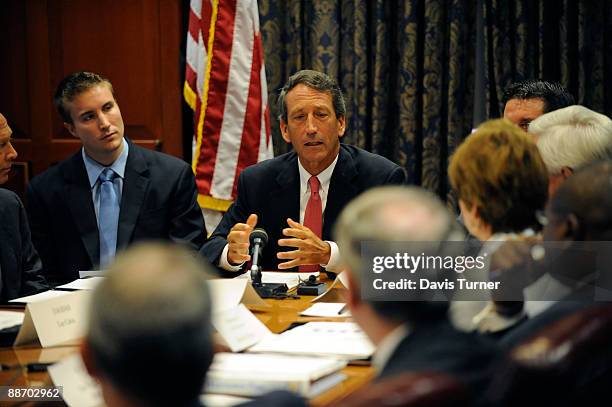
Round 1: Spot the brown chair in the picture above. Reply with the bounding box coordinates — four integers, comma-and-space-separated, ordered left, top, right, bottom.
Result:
333, 372, 468, 407
488, 304, 612, 406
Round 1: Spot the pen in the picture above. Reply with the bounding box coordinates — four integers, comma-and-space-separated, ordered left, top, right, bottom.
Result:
337, 305, 347, 315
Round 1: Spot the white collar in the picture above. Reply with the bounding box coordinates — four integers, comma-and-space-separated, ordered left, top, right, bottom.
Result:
297, 154, 339, 192
372, 323, 410, 373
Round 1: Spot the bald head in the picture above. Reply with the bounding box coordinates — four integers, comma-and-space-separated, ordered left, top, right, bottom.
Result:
335, 186, 456, 276
0, 113, 17, 184
0, 113, 11, 138
86, 243, 213, 407
547, 161, 612, 241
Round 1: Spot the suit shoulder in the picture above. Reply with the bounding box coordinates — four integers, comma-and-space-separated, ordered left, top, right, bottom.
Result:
341, 144, 401, 170
239, 150, 296, 179
0, 188, 20, 204
131, 144, 190, 170
28, 155, 74, 191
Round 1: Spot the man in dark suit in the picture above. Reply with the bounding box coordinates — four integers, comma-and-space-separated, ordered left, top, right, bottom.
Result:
82, 243, 305, 407
499, 161, 612, 348
334, 186, 497, 401
0, 113, 47, 301
201, 70, 405, 274
27, 72, 206, 285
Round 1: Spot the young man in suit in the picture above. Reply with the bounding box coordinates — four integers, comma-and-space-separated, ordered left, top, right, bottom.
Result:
201, 70, 405, 274
0, 113, 47, 301
27, 72, 207, 285
334, 186, 497, 402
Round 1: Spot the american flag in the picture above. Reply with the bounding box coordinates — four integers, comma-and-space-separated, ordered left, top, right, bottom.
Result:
184, 0, 273, 229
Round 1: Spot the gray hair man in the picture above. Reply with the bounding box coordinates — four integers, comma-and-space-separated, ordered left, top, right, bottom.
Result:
81, 243, 214, 407
81, 243, 307, 407
530, 105, 612, 197
334, 186, 496, 400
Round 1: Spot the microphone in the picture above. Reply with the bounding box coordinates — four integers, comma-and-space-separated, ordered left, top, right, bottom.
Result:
249, 228, 268, 283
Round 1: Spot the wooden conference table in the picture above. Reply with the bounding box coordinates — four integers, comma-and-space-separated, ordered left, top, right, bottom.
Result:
0, 280, 375, 406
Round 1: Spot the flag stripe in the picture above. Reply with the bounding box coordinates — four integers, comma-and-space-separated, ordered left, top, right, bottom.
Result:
194, 0, 237, 195
232, 31, 264, 197
185, 0, 273, 211
210, 0, 256, 199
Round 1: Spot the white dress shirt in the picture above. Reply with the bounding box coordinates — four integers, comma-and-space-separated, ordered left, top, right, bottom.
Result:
220, 154, 342, 272
372, 324, 410, 374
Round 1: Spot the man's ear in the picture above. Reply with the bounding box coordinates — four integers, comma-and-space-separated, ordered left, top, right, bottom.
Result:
80, 340, 99, 379
280, 120, 291, 144
64, 122, 77, 138
560, 166, 574, 180
565, 213, 584, 240
337, 115, 346, 138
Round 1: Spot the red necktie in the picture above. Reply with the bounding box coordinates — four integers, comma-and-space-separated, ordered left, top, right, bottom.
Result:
300, 176, 322, 272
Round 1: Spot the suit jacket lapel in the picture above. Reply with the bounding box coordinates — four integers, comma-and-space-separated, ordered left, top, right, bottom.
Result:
118, 144, 149, 249
63, 153, 100, 266
324, 146, 358, 238
271, 153, 301, 224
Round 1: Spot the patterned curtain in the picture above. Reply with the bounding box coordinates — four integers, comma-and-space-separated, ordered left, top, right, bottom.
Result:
484, 0, 612, 118
259, 0, 477, 201
258, 0, 611, 201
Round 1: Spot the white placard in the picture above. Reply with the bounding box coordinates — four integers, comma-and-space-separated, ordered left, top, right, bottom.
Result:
212, 304, 272, 352
55, 277, 104, 291
14, 290, 90, 348
9, 290, 72, 304
208, 279, 269, 313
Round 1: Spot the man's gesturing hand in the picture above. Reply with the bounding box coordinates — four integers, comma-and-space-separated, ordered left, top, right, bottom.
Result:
277, 218, 330, 269
227, 214, 258, 265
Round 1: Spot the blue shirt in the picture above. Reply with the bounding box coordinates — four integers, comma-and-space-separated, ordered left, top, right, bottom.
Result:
82, 138, 129, 224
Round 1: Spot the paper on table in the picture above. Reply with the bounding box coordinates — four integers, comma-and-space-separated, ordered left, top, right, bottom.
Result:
208, 279, 269, 313
212, 304, 272, 352
55, 277, 104, 291
199, 394, 251, 407
0, 310, 24, 329
48, 354, 104, 407
79, 270, 105, 278
205, 352, 347, 397
300, 303, 351, 318
9, 290, 72, 304
249, 322, 374, 360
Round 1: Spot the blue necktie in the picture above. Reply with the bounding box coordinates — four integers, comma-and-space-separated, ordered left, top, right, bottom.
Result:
99, 168, 119, 269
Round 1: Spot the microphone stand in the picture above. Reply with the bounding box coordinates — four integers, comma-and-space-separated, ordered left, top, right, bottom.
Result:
249, 233, 288, 299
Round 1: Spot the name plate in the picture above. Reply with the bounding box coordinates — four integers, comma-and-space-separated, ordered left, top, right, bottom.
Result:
213, 304, 272, 352
208, 279, 269, 312
14, 291, 91, 348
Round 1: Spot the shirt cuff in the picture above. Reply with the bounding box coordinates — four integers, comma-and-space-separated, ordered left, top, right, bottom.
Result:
219, 244, 245, 272
322, 241, 341, 272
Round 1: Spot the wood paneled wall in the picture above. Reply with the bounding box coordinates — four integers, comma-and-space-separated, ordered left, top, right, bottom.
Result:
0, 0, 184, 199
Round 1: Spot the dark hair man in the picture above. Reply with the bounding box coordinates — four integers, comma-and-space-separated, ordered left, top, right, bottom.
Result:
202, 70, 405, 274
26, 72, 207, 285
502, 79, 575, 133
